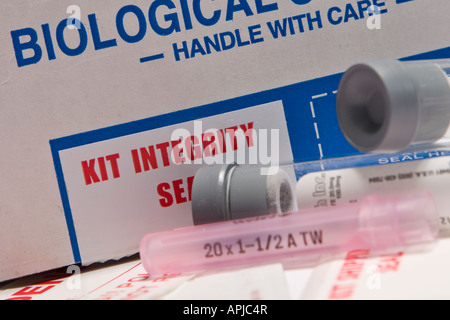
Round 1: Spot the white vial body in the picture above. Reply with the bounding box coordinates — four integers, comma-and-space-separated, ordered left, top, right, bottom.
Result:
191, 148, 450, 229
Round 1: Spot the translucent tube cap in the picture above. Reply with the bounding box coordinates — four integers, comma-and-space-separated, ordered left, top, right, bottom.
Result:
337, 58, 450, 152
360, 192, 439, 249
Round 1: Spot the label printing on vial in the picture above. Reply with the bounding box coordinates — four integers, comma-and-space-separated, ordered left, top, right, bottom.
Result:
203, 227, 325, 260
295, 155, 450, 228
199, 213, 355, 262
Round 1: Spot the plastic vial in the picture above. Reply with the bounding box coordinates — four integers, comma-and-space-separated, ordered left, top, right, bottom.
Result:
140, 192, 438, 278
336, 58, 450, 153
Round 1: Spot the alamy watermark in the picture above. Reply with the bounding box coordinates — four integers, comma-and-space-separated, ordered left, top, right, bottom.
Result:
365, 263, 382, 290
170, 120, 280, 175
66, 5, 81, 30
367, 5, 381, 30
66, 264, 81, 290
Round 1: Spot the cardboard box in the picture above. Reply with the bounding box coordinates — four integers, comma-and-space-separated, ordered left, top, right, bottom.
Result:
1, 0, 449, 282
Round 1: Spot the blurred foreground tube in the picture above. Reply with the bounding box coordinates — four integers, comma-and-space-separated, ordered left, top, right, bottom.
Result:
140, 192, 439, 278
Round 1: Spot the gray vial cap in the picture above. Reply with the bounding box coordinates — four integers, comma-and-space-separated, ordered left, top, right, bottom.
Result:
336, 58, 450, 153
191, 164, 296, 225
191, 164, 237, 225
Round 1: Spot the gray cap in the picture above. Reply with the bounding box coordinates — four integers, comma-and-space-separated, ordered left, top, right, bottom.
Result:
191, 164, 296, 225
336, 58, 450, 153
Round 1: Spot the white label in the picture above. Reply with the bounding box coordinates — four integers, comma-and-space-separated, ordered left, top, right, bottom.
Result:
0, 259, 194, 300
0, 260, 291, 300
162, 264, 291, 300
59, 101, 293, 264
296, 156, 450, 229
302, 237, 450, 300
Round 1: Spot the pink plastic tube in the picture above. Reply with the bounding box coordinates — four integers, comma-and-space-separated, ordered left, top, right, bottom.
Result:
140, 192, 439, 278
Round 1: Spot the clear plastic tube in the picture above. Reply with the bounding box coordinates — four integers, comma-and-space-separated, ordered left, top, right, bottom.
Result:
337, 58, 450, 153
140, 192, 438, 278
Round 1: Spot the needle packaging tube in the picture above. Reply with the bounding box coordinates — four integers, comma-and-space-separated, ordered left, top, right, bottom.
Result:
140, 193, 439, 278
336, 58, 450, 153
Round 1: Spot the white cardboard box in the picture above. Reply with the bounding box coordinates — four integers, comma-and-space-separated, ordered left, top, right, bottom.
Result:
1, 0, 449, 282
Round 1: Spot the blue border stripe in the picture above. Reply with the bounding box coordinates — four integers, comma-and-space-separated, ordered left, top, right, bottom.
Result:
401, 46, 450, 61
50, 86, 282, 151
50, 141, 81, 263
